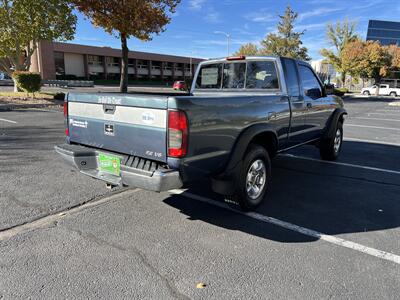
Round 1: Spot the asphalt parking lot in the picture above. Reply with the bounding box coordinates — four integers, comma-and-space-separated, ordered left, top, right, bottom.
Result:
0, 96, 399, 299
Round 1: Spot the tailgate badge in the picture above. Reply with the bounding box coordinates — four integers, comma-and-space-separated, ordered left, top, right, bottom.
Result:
104, 124, 115, 136
142, 112, 155, 125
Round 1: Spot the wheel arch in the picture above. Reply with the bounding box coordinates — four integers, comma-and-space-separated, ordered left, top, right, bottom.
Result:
322, 108, 347, 141
211, 124, 278, 196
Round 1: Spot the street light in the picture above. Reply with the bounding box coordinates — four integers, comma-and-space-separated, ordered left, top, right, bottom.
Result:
214, 31, 231, 57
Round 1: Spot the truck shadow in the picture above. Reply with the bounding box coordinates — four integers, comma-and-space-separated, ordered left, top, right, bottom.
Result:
164, 141, 400, 243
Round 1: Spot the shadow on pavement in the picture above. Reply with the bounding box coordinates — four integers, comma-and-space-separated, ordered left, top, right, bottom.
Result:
164, 141, 400, 243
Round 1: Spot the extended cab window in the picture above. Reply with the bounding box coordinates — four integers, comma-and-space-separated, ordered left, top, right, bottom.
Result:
299, 65, 323, 99
195, 64, 222, 89
223, 63, 246, 89
246, 61, 279, 89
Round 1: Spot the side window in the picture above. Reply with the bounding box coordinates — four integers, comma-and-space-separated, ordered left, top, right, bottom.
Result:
195, 63, 222, 89
299, 65, 323, 99
246, 61, 279, 89
222, 63, 246, 89
281, 58, 300, 97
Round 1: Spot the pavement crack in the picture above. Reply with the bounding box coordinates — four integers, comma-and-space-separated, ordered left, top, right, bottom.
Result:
0, 189, 137, 241
65, 227, 191, 300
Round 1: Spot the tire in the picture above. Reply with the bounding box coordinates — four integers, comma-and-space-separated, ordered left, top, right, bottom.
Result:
319, 122, 343, 161
390, 92, 397, 97
363, 91, 370, 95
229, 144, 272, 211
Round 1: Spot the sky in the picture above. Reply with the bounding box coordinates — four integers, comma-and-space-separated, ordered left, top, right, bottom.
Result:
70, 0, 400, 61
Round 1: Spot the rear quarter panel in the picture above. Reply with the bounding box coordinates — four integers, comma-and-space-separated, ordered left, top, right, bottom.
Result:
168, 93, 290, 180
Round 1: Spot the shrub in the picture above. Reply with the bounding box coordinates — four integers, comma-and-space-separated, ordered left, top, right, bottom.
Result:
54, 92, 66, 101
12, 72, 41, 96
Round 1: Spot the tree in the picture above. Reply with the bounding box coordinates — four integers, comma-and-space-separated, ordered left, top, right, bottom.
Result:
259, 6, 310, 61
342, 40, 391, 94
387, 45, 400, 70
72, 0, 180, 93
0, 0, 76, 91
320, 20, 358, 87
234, 43, 259, 56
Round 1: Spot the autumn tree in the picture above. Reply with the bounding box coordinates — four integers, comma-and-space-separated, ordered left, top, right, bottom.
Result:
0, 0, 76, 91
387, 45, 400, 70
320, 20, 358, 87
342, 40, 392, 94
72, 0, 180, 93
259, 6, 310, 61
234, 43, 259, 56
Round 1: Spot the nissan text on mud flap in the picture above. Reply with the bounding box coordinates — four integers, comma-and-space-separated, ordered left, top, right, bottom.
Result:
55, 56, 347, 211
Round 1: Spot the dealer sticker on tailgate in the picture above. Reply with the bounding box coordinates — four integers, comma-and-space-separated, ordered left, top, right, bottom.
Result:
98, 153, 121, 176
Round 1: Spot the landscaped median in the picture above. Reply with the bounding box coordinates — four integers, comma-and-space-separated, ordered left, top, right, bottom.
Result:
0, 92, 64, 111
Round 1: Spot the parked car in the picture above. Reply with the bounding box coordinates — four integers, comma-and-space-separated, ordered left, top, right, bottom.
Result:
361, 84, 400, 97
56, 56, 346, 211
173, 81, 187, 91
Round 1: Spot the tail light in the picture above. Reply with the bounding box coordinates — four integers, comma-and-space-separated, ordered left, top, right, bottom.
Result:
64, 100, 69, 136
168, 110, 188, 158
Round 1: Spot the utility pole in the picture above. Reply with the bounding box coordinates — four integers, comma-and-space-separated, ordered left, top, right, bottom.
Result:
214, 31, 231, 56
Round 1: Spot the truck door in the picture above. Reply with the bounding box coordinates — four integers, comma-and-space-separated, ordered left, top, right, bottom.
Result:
298, 63, 333, 141
379, 84, 389, 95
281, 58, 307, 147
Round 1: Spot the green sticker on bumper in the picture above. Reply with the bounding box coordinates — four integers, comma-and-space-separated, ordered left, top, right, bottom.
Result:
98, 153, 120, 176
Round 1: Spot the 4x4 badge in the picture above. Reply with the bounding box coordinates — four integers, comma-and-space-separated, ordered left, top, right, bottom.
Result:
104, 124, 115, 136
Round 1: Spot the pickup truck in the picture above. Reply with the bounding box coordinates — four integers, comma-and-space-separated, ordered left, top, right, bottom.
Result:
56, 56, 347, 211
362, 84, 400, 97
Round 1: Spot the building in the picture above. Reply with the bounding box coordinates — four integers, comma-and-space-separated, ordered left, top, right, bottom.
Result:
29, 41, 204, 81
311, 59, 337, 82
366, 20, 400, 46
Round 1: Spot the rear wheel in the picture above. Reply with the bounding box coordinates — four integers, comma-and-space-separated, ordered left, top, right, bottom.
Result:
320, 122, 343, 161
390, 92, 397, 97
229, 144, 271, 211
363, 91, 370, 95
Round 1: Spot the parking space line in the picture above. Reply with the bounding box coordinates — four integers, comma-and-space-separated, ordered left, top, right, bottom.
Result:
367, 113, 400, 116
279, 154, 400, 176
0, 118, 17, 124
353, 117, 400, 122
169, 190, 400, 265
345, 124, 400, 131
344, 137, 400, 147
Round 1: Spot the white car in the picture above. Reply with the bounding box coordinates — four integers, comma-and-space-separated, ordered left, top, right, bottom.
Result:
361, 84, 400, 97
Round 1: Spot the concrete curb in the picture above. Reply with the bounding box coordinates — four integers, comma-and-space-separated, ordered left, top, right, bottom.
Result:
0, 103, 62, 112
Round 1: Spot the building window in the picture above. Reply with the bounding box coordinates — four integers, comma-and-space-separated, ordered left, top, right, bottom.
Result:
106, 57, 120, 67
54, 52, 65, 76
88, 55, 103, 66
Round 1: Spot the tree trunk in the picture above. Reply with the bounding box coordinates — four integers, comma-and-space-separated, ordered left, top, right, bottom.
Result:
341, 72, 346, 88
120, 33, 129, 93
375, 77, 380, 96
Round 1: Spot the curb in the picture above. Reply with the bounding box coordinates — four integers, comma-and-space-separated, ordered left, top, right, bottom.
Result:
0, 103, 62, 112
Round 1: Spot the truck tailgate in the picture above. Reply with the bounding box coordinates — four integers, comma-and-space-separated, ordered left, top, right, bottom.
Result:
67, 93, 168, 163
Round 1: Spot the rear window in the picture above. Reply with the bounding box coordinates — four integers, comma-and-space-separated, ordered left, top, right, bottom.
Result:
195, 60, 279, 90
195, 63, 222, 89
246, 61, 279, 89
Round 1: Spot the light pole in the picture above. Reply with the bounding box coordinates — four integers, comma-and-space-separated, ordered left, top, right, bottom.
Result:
214, 31, 231, 57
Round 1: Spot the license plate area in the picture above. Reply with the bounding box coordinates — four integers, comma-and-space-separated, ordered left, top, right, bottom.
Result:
97, 153, 121, 176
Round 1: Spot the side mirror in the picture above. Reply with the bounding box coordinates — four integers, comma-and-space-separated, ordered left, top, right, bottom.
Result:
324, 84, 335, 95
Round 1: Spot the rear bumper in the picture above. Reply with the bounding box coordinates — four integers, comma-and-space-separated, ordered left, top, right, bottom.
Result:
55, 144, 183, 192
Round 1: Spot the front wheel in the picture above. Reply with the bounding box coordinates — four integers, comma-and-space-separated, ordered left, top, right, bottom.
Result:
229, 144, 272, 211
363, 91, 370, 95
319, 122, 343, 161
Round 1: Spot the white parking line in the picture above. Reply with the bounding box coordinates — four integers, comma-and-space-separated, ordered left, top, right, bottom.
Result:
345, 124, 400, 131
353, 117, 400, 122
0, 118, 17, 124
169, 190, 400, 265
279, 153, 400, 176
367, 113, 400, 117
376, 109, 400, 113
344, 137, 400, 147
